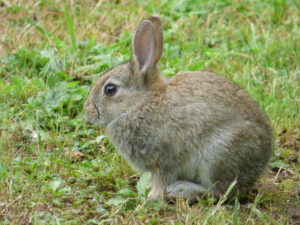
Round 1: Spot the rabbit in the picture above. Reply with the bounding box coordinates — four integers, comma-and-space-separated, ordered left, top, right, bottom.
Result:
84, 16, 273, 203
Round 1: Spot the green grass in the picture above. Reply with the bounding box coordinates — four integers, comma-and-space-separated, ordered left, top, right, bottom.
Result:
0, 0, 299, 224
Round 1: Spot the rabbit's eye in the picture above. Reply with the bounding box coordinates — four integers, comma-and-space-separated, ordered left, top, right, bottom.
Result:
104, 83, 118, 96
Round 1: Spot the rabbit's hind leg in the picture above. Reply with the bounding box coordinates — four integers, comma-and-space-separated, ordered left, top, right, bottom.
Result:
166, 181, 207, 204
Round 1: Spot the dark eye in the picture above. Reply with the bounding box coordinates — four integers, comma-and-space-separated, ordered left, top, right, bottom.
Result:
104, 83, 118, 96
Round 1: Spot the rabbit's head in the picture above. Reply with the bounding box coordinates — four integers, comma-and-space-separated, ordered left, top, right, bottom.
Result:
85, 16, 167, 126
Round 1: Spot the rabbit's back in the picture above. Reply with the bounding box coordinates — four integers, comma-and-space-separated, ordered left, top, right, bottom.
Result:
169, 71, 270, 129
165, 71, 272, 193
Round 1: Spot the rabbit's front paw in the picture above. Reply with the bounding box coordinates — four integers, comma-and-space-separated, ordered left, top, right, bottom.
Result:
147, 186, 165, 201
147, 190, 163, 202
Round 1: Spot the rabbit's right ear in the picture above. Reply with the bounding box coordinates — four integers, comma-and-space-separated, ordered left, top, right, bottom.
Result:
131, 17, 163, 78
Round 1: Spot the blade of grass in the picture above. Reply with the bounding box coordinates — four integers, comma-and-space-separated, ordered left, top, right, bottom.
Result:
26, 19, 53, 38
233, 196, 239, 225
65, 6, 77, 51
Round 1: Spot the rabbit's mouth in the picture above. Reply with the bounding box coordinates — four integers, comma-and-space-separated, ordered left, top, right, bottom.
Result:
84, 102, 104, 126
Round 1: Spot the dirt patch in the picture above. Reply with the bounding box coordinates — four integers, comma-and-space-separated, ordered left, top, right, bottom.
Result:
279, 127, 300, 151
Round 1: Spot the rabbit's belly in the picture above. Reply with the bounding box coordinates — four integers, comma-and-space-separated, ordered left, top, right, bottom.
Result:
177, 155, 213, 189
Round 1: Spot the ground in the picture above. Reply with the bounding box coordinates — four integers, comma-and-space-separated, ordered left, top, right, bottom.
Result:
0, 0, 299, 224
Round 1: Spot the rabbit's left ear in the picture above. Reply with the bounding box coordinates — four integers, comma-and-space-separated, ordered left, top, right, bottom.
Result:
131, 17, 163, 76
147, 16, 163, 64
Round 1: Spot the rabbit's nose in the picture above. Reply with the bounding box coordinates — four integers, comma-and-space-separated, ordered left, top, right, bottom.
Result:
84, 103, 99, 123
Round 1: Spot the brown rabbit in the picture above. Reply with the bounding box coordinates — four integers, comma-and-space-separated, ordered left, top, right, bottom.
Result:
85, 16, 272, 202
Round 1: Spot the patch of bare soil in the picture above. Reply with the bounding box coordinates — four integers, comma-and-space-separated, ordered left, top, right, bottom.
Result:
279, 126, 300, 151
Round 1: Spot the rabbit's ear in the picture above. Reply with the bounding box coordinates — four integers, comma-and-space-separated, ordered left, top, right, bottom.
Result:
147, 16, 163, 64
131, 19, 161, 76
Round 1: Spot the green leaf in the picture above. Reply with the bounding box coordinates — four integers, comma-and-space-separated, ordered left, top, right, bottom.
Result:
268, 159, 289, 170
96, 135, 106, 143
96, 205, 109, 214
145, 199, 166, 211
136, 172, 151, 197
48, 179, 62, 192
118, 188, 136, 197
107, 196, 127, 206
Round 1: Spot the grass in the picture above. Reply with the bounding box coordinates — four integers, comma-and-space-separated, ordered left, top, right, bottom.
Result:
0, 0, 299, 224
